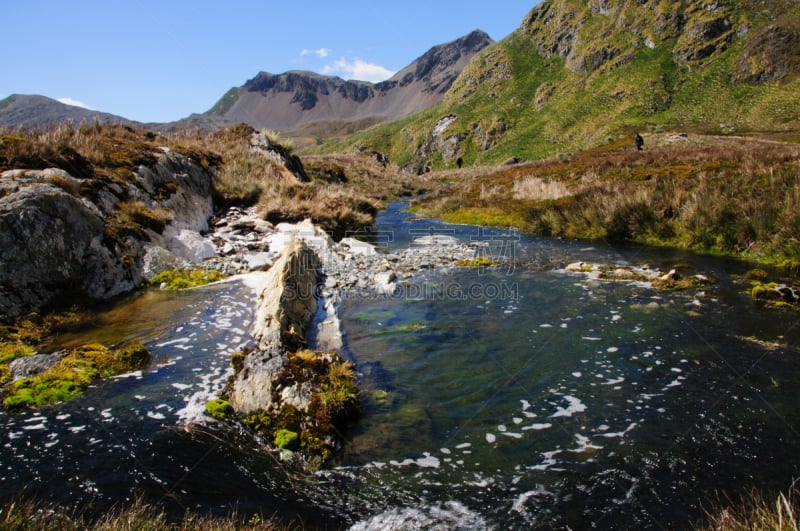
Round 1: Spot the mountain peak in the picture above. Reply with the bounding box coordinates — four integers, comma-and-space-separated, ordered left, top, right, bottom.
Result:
206, 30, 494, 131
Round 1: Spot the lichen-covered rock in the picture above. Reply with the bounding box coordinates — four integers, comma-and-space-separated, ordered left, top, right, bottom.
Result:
8, 350, 69, 381
228, 240, 320, 414
0, 181, 142, 319
0, 150, 217, 322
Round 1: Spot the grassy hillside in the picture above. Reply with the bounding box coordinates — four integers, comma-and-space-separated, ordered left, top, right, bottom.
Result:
303, 0, 800, 170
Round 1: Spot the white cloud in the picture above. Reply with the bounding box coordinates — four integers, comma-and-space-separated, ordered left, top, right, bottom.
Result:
56, 97, 91, 109
322, 57, 396, 83
301, 47, 331, 58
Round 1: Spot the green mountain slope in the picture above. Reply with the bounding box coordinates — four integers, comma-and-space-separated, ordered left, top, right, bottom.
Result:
307, 0, 800, 170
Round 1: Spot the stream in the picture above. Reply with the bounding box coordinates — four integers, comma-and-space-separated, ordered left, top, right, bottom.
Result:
2, 202, 800, 529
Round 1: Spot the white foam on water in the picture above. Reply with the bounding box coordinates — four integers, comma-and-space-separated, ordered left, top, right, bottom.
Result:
155, 338, 191, 348
513, 417, 524, 425
523, 423, 553, 431
583, 337, 602, 341
597, 422, 638, 439
111, 370, 143, 379
572, 372, 583, 378
416, 453, 440, 468
603, 377, 625, 385
147, 412, 166, 420
607, 347, 619, 353
171, 383, 192, 390
512, 486, 554, 514
531, 449, 562, 471
68, 425, 86, 433
571, 433, 603, 452
486, 433, 496, 443
551, 395, 587, 418
349, 501, 489, 531
455, 442, 471, 450
501, 432, 523, 439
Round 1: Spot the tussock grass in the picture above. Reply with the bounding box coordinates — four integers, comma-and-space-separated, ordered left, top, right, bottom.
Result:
0, 495, 282, 530
512, 175, 572, 201
699, 482, 800, 530
1, 122, 431, 242
414, 133, 800, 263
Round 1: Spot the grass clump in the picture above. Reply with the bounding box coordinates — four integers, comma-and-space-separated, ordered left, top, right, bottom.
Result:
699, 482, 800, 530
150, 269, 226, 290
0, 494, 282, 530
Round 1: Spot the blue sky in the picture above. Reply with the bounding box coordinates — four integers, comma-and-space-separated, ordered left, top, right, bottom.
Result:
2, 1, 535, 123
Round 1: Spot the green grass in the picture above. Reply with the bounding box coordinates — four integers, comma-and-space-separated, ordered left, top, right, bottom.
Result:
0, 495, 283, 530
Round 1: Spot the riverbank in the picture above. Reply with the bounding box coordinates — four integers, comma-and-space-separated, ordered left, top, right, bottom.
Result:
412, 133, 800, 268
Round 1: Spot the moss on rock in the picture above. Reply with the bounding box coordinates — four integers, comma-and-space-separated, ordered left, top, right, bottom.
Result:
205, 398, 233, 420
275, 429, 299, 450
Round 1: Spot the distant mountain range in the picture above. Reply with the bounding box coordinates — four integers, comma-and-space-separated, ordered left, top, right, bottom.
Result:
0, 30, 493, 134
322, 0, 800, 170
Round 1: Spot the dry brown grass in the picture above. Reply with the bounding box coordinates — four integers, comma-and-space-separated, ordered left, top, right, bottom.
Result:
414, 133, 800, 262
699, 482, 800, 531
1, 122, 434, 239
0, 495, 283, 530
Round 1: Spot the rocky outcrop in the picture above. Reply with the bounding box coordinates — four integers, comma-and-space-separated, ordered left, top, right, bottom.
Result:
228, 239, 320, 414
0, 149, 216, 322
223, 238, 360, 467
0, 179, 139, 319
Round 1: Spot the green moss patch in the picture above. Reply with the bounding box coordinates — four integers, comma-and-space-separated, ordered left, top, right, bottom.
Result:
2, 342, 150, 410
205, 398, 233, 420
274, 429, 299, 450
150, 268, 226, 290
456, 256, 498, 268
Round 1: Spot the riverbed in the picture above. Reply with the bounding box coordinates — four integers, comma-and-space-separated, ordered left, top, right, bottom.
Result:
2, 202, 799, 529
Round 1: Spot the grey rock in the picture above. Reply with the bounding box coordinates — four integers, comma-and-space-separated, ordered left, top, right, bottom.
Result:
9, 350, 69, 381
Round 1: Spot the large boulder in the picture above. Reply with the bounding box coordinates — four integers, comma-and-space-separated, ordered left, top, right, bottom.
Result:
0, 181, 142, 319
0, 150, 218, 321
228, 239, 321, 414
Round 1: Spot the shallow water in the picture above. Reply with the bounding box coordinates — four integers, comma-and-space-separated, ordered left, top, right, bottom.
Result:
2, 203, 800, 529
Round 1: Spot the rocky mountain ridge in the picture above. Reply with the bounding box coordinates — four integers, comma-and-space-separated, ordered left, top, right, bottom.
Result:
0, 30, 493, 135
204, 29, 493, 131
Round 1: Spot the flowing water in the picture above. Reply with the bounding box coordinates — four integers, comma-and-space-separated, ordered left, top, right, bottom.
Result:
3, 202, 800, 529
